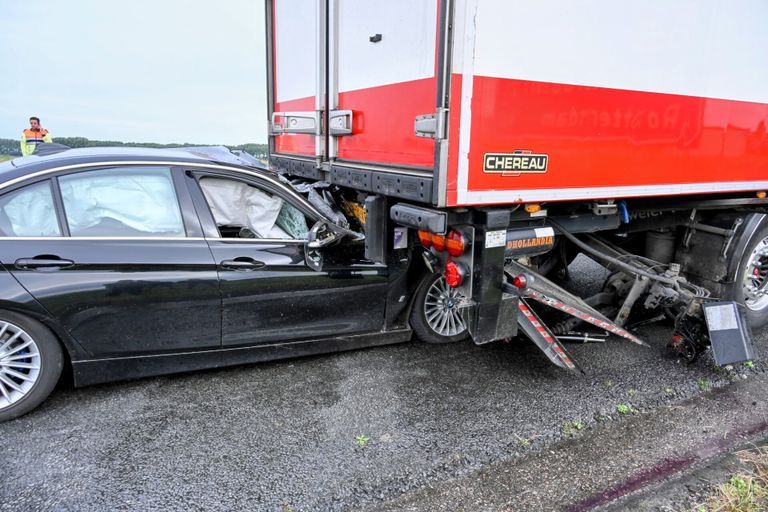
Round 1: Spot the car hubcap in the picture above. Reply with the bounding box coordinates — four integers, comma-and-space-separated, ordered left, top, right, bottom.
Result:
743, 236, 768, 311
424, 276, 467, 337
0, 321, 41, 410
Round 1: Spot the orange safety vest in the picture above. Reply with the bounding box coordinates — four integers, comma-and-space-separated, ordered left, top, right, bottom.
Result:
23, 128, 49, 146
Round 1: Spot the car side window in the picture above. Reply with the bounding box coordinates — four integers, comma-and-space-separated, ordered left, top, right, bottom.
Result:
199, 177, 310, 240
59, 167, 185, 237
0, 181, 61, 237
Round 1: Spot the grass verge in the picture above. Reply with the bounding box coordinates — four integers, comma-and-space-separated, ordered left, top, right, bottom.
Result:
694, 447, 768, 512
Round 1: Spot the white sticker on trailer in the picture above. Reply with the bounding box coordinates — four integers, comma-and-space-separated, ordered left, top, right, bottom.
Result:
705, 304, 739, 332
534, 227, 555, 239
485, 230, 506, 248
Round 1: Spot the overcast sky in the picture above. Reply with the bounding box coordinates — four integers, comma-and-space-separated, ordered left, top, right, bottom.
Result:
0, 0, 267, 145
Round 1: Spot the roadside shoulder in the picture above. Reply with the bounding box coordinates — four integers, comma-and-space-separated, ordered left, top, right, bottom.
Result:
367, 372, 768, 512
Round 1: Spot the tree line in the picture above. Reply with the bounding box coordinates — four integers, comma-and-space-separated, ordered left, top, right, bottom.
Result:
0, 137, 268, 158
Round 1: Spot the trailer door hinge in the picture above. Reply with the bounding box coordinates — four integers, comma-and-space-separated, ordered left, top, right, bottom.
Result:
414, 108, 448, 139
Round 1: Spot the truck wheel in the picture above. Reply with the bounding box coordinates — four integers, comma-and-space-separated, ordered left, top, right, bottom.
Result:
728, 222, 768, 330
410, 272, 469, 344
0, 311, 63, 422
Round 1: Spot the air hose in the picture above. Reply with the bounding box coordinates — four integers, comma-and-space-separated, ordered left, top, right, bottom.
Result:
547, 218, 679, 286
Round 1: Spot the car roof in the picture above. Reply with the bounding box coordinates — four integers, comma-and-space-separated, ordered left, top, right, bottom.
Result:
0, 146, 270, 185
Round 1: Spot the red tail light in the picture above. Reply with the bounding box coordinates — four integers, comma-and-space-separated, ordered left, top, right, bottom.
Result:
446, 230, 466, 256
418, 230, 432, 248
444, 259, 466, 288
512, 274, 528, 289
431, 233, 446, 252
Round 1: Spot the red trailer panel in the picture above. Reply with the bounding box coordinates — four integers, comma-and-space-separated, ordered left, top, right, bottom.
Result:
330, 0, 441, 169
268, 0, 768, 206
270, 0, 323, 161
446, 0, 768, 206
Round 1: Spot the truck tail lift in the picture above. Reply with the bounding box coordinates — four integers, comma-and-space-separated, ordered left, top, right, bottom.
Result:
408, 209, 756, 371
501, 230, 721, 372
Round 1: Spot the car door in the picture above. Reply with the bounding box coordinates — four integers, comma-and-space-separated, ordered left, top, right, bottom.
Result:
183, 168, 389, 347
0, 166, 221, 358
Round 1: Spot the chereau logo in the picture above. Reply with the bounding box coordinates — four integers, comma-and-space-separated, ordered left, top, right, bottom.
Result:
483, 151, 548, 176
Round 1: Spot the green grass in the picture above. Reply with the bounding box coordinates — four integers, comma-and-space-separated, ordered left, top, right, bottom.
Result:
562, 420, 586, 436
695, 447, 768, 512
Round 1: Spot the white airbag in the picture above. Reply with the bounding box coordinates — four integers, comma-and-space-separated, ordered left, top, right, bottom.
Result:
200, 178, 284, 238
59, 169, 184, 236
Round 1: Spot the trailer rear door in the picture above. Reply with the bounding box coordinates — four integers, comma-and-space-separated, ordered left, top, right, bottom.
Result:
268, 0, 325, 177
268, 0, 448, 203
329, 0, 440, 170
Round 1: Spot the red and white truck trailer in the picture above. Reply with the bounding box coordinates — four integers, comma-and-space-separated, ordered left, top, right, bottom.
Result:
266, 0, 768, 367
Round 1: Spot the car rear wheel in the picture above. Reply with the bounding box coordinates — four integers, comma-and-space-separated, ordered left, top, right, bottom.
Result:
410, 272, 469, 344
0, 311, 63, 422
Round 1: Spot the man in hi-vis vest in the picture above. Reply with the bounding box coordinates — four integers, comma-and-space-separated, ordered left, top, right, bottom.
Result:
20, 116, 53, 156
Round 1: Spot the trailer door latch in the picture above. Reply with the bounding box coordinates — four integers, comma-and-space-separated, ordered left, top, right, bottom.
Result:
329, 110, 353, 136
414, 108, 448, 139
270, 111, 319, 135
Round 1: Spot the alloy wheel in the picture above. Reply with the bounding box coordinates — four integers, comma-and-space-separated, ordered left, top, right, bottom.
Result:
424, 276, 467, 337
0, 320, 41, 410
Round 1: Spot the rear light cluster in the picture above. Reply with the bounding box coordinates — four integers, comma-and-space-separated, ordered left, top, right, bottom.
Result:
444, 259, 465, 288
419, 229, 470, 288
418, 229, 466, 256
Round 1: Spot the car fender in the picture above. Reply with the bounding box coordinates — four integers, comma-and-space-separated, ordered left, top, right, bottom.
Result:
0, 264, 90, 361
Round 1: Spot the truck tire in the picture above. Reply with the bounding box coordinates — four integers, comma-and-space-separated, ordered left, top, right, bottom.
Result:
410, 272, 469, 344
0, 311, 63, 422
725, 218, 768, 330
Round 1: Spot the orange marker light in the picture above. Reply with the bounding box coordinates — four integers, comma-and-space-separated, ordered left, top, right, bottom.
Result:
431, 233, 447, 252
446, 230, 466, 256
757, 191, 767, 199
525, 204, 541, 213
418, 230, 432, 248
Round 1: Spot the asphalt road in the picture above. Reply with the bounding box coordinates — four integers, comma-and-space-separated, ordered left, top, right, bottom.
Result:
1, 257, 766, 512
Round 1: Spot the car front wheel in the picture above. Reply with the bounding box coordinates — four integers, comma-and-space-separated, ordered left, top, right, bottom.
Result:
410, 272, 469, 344
0, 311, 63, 422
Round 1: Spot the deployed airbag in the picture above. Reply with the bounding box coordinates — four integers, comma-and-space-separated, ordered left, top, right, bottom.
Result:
0, 181, 60, 236
59, 168, 185, 237
200, 178, 284, 238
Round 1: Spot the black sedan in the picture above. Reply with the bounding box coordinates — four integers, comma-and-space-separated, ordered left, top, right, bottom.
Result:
0, 146, 468, 421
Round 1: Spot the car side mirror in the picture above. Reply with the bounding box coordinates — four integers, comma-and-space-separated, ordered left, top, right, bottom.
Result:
305, 221, 345, 272
307, 221, 344, 249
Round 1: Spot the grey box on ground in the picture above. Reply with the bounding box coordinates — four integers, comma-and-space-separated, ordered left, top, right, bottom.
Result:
704, 301, 754, 365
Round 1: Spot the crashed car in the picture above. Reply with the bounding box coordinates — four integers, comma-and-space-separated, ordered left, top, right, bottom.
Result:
0, 145, 450, 421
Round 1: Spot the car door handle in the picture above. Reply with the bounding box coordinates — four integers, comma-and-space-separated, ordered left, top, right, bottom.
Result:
220, 258, 266, 271
15, 256, 75, 270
